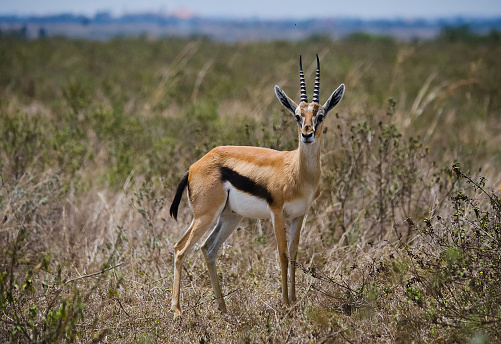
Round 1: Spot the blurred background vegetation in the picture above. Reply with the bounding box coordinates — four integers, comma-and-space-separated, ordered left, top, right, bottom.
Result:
1, 30, 500, 189
0, 29, 500, 342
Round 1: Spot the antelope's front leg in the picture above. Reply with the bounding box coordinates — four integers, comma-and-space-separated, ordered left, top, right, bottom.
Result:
288, 215, 305, 303
272, 209, 289, 307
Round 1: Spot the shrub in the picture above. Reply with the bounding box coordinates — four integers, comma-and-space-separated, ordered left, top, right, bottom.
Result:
405, 163, 501, 340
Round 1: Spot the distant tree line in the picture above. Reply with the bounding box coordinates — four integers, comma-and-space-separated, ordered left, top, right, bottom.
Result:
0, 22, 500, 42
439, 24, 501, 42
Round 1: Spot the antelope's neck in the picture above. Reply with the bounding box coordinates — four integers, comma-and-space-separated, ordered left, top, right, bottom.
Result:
296, 140, 321, 183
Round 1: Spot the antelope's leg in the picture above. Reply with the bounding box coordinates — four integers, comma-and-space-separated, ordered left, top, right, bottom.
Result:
272, 209, 289, 307
288, 215, 305, 303
201, 206, 242, 312
171, 213, 220, 317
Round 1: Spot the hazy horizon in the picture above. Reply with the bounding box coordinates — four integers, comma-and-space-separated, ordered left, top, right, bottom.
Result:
2, 0, 501, 20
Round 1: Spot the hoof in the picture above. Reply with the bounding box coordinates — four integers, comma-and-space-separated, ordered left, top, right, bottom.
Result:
172, 307, 182, 319
218, 305, 229, 313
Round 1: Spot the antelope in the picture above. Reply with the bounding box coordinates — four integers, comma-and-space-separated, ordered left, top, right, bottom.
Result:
169, 55, 345, 317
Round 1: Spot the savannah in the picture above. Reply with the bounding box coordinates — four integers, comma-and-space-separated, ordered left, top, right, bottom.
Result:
0, 30, 500, 342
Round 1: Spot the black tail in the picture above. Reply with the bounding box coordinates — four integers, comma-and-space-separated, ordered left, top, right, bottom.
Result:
170, 172, 189, 220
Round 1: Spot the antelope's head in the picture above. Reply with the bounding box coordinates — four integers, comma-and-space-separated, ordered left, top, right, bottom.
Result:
275, 55, 345, 144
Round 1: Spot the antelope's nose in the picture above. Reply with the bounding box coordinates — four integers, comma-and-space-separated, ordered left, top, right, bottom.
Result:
302, 132, 313, 139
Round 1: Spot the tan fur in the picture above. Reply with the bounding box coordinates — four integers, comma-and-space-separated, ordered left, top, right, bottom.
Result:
299, 103, 321, 138
188, 145, 321, 207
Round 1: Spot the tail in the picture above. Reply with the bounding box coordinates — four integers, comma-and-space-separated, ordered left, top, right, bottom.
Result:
170, 172, 189, 220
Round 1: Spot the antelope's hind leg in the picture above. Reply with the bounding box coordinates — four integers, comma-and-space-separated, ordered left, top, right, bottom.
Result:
202, 206, 242, 312
171, 200, 226, 317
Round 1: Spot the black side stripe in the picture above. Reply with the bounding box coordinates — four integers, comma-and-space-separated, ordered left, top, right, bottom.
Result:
220, 166, 274, 205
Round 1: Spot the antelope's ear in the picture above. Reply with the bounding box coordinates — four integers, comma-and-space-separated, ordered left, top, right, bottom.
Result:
323, 83, 345, 116
275, 85, 298, 116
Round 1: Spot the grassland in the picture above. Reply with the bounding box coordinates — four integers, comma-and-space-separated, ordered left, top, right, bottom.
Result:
0, 32, 500, 343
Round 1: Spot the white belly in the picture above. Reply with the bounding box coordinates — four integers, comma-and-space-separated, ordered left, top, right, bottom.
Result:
224, 183, 313, 219
225, 183, 271, 219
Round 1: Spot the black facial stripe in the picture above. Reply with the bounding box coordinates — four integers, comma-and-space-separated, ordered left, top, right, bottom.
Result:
295, 115, 304, 127
220, 166, 274, 205
314, 115, 324, 130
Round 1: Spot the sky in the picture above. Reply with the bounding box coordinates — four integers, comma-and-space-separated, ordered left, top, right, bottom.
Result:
1, 0, 501, 20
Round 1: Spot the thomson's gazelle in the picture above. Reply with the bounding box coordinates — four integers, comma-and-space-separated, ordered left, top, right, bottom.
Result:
170, 55, 345, 316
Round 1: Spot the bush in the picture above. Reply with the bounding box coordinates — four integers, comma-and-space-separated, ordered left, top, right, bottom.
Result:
405, 163, 501, 340
0, 173, 83, 342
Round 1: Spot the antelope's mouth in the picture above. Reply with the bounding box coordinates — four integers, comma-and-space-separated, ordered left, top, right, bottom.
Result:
301, 132, 315, 144
301, 136, 315, 144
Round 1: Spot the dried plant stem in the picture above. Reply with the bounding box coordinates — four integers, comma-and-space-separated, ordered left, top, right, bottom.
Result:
65, 261, 127, 284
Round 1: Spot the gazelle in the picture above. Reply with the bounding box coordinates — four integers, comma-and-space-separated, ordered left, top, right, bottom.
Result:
170, 55, 345, 317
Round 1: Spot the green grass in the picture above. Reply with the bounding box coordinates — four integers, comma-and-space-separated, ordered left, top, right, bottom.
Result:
0, 34, 500, 342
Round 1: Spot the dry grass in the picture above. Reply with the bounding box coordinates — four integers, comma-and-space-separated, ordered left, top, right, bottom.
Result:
1, 34, 500, 343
